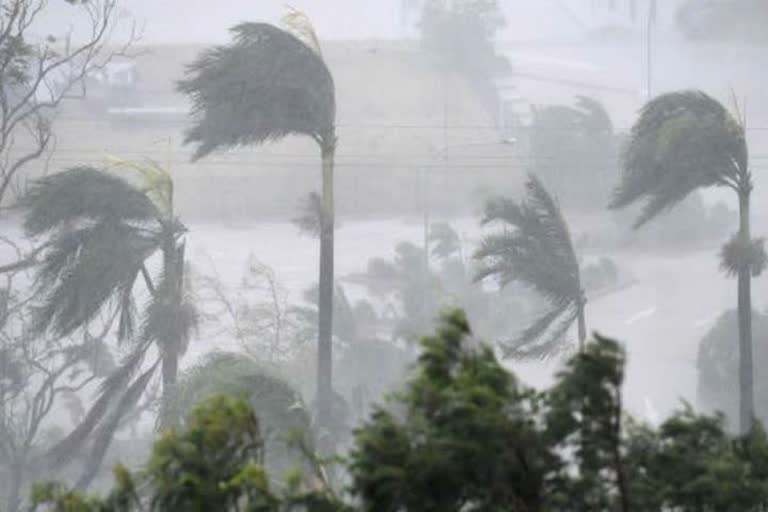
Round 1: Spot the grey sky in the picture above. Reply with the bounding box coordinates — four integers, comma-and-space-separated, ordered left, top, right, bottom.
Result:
46, 0, 602, 44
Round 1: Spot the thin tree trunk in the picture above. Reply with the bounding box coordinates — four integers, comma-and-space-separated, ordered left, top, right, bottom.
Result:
577, 299, 587, 352
316, 139, 335, 446
613, 388, 630, 512
159, 236, 184, 429
738, 189, 754, 434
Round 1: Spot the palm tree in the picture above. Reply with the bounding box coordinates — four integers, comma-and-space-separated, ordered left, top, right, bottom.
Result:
177, 14, 337, 431
610, 90, 765, 434
21, 164, 195, 487
474, 174, 587, 358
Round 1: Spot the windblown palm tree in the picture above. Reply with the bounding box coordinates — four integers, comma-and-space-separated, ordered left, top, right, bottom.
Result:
610, 90, 765, 434
21, 163, 195, 487
474, 174, 586, 358
177, 12, 337, 431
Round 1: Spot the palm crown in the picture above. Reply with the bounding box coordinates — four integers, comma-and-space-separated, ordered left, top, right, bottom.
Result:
475, 175, 584, 358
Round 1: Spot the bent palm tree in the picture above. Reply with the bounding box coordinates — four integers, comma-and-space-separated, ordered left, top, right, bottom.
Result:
610, 90, 765, 433
21, 164, 195, 487
177, 14, 337, 432
474, 174, 586, 358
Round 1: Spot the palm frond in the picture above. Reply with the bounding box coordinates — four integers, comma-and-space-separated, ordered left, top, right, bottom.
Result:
281, 6, 324, 58
720, 234, 767, 278
32, 221, 161, 338
501, 306, 577, 360
107, 156, 174, 217
44, 341, 153, 469
22, 167, 160, 237
178, 22, 336, 160
75, 361, 159, 490
611, 90, 747, 227
474, 175, 581, 302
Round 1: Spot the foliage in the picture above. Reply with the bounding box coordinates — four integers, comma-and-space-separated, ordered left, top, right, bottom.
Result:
612, 193, 736, 249
611, 90, 748, 228
720, 233, 767, 278
625, 408, 768, 510
0, 0, 136, 209
178, 14, 338, 436
178, 22, 336, 159
612, 89, 758, 434
529, 96, 617, 209
544, 335, 629, 510
348, 309, 551, 511
28, 310, 768, 511
194, 256, 307, 363
475, 174, 585, 358
421, 0, 505, 69
697, 310, 768, 426
419, 0, 508, 119
31, 395, 345, 512
18, 165, 195, 490
166, 351, 311, 481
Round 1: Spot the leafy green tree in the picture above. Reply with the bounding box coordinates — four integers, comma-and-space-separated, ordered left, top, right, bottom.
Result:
20, 165, 195, 487
32, 395, 345, 512
167, 352, 312, 482
348, 309, 551, 511
177, 13, 338, 434
544, 335, 629, 511
624, 407, 768, 510
611, 90, 765, 433
475, 174, 587, 357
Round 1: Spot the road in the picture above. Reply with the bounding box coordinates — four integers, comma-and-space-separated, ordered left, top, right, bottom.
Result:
3, 217, 766, 424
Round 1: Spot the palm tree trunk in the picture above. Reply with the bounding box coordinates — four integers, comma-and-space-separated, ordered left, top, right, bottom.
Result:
159, 237, 184, 429
738, 189, 755, 434
577, 299, 587, 352
316, 139, 335, 443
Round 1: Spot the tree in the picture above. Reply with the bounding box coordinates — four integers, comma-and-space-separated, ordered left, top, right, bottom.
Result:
177, 12, 338, 437
474, 174, 587, 357
419, 0, 509, 120
544, 335, 629, 511
19, 164, 195, 487
31, 395, 345, 512
0, 267, 116, 512
0, 0, 137, 210
29, 310, 768, 511
697, 309, 768, 427
610, 90, 764, 434
529, 96, 616, 209
167, 352, 313, 483
348, 310, 551, 511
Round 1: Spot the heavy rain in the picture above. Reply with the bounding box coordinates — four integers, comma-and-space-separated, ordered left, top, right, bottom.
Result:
1, 1, 768, 510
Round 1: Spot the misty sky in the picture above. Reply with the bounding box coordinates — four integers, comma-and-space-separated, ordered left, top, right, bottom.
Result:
48, 0, 598, 44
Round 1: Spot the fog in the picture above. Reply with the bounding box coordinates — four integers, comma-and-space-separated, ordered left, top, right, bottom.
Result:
3, 0, 768, 507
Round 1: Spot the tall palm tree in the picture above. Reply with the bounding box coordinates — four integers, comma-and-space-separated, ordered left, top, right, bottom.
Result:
21, 164, 195, 486
177, 14, 337, 431
610, 90, 765, 434
474, 174, 587, 358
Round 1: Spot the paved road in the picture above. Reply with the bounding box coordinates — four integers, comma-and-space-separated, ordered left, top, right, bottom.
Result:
3, 217, 766, 423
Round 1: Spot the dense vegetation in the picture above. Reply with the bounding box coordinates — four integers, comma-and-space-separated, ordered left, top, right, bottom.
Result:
0, 1, 766, 510
31, 311, 768, 511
